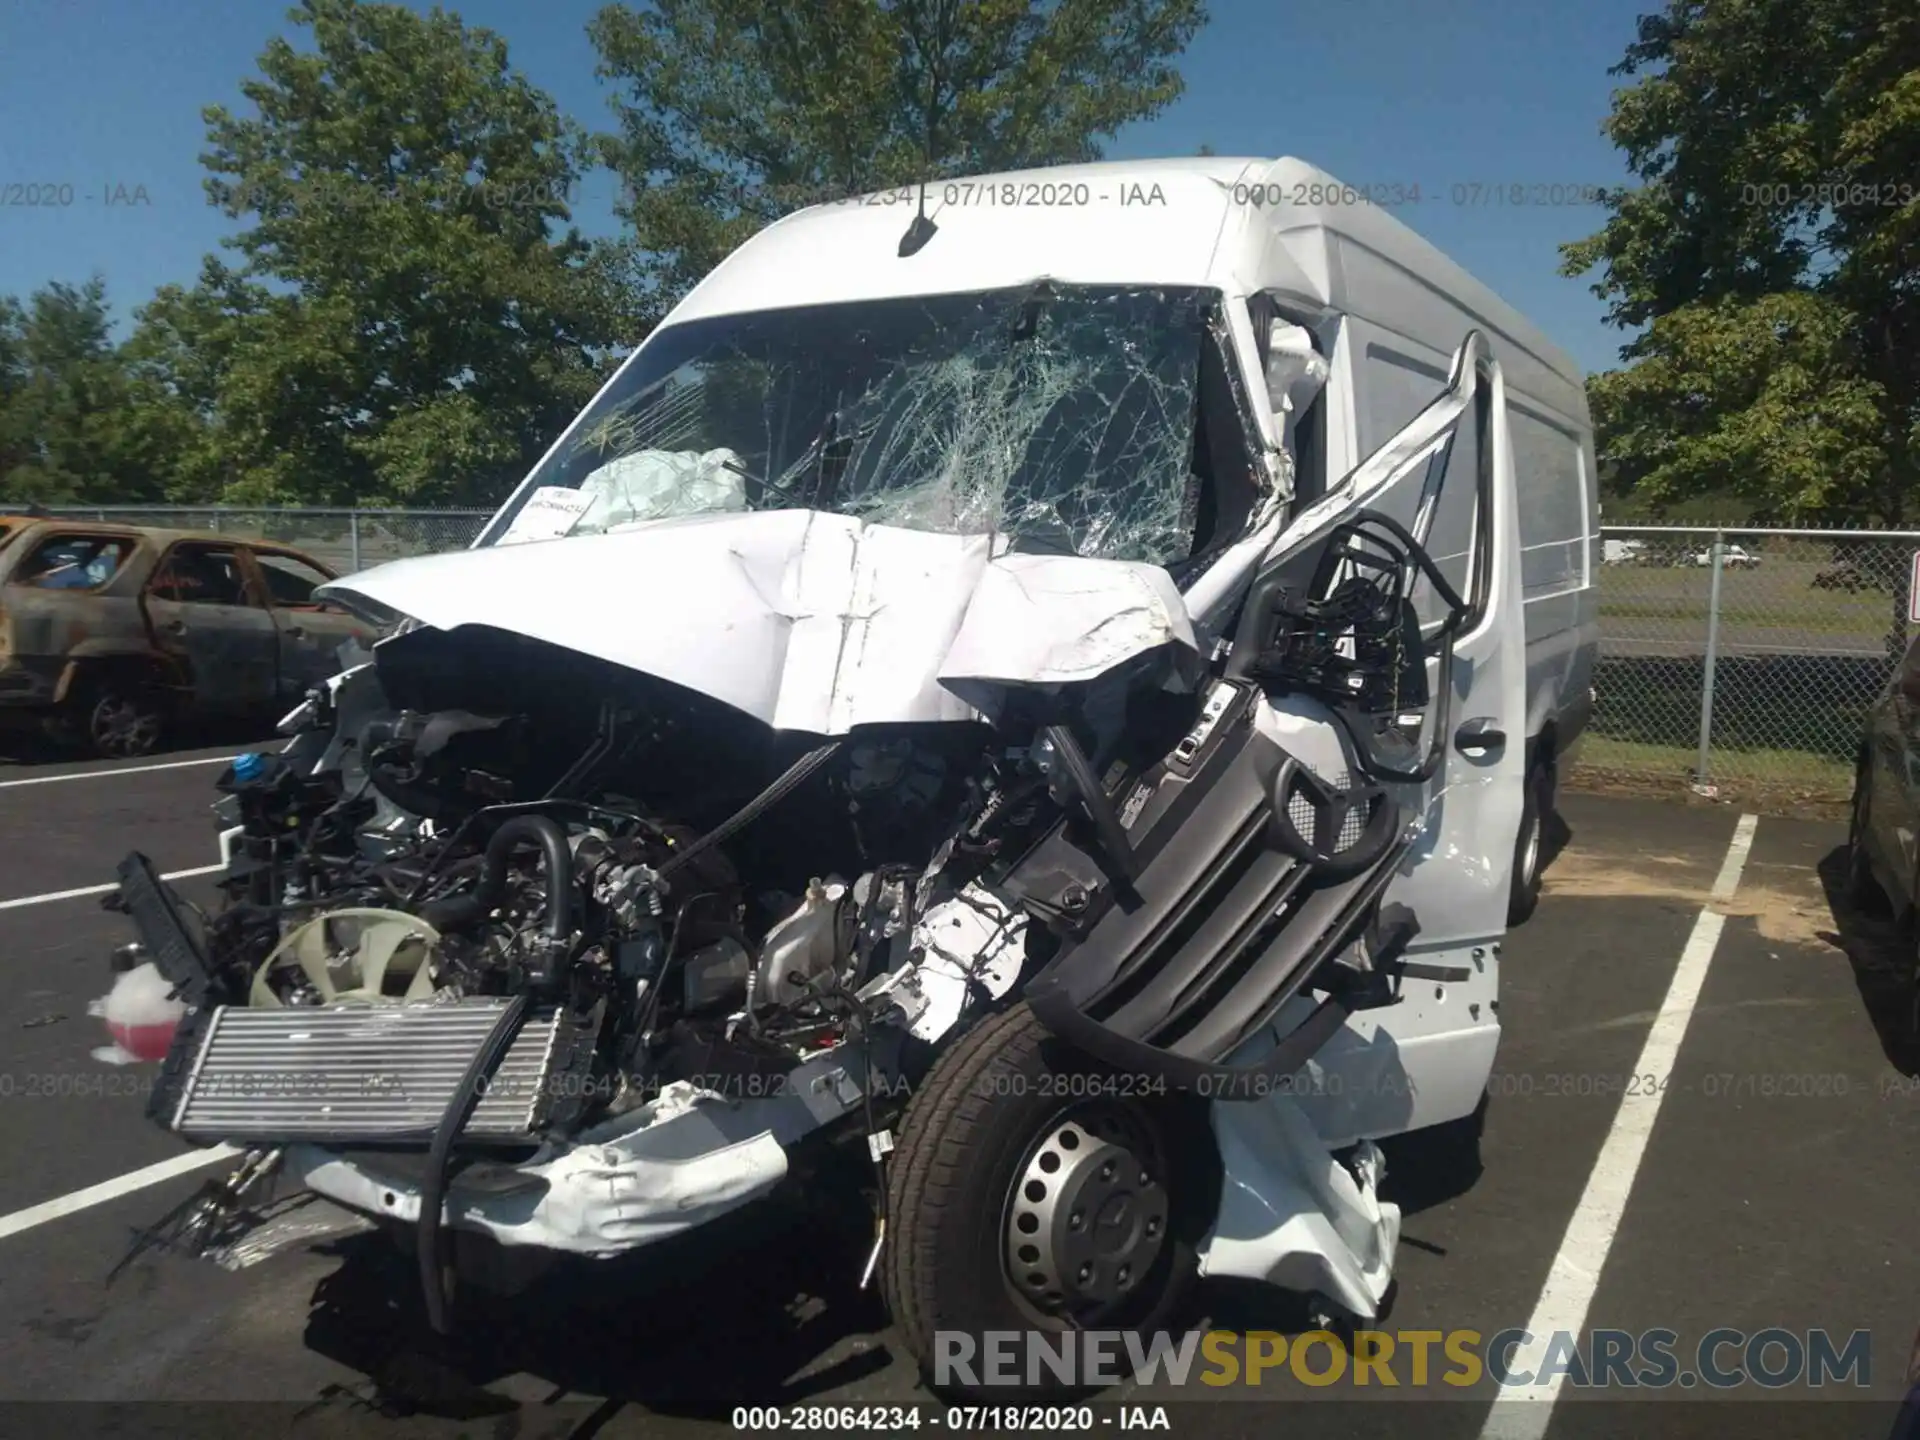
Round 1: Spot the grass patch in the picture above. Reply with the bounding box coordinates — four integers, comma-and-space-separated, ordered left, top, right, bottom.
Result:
1589, 651, 1881, 762
1575, 736, 1852, 790
1598, 600, 1886, 636
1569, 736, 1855, 813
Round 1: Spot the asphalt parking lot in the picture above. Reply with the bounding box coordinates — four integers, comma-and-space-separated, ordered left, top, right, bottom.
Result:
1, 745, 1917, 1439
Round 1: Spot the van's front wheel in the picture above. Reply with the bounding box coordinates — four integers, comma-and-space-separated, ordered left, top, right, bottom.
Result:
882, 1003, 1213, 1398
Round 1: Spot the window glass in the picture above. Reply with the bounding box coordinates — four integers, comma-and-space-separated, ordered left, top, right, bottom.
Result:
1363, 408, 1482, 630
14, 534, 132, 590
1508, 405, 1588, 596
1360, 343, 1449, 457
149, 545, 252, 605
253, 551, 333, 607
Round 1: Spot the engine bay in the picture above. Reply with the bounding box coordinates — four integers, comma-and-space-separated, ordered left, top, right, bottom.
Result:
135, 622, 1180, 1149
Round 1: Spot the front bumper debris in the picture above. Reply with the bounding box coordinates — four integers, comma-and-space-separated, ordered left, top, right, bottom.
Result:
287, 1056, 874, 1256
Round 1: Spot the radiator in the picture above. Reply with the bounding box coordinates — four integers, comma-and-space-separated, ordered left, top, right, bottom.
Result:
152, 998, 570, 1146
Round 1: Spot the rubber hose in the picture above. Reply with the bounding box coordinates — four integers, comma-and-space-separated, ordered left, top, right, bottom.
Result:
418, 991, 530, 1335
418, 814, 574, 941
1041, 724, 1140, 881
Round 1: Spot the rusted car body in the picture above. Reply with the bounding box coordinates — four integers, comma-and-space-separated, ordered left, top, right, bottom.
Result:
0, 521, 374, 756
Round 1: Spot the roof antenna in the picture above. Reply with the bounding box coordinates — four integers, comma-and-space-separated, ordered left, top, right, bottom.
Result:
897, 0, 949, 258
898, 180, 937, 257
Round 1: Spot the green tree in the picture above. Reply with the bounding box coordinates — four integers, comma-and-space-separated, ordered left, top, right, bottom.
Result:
0, 295, 26, 487
140, 0, 641, 507
0, 277, 179, 506
590, 0, 1209, 318
1563, 0, 1920, 527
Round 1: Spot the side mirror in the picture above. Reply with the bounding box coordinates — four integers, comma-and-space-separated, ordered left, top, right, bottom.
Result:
1900, 670, 1920, 704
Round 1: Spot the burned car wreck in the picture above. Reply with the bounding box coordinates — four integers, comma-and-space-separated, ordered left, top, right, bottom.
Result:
103, 267, 1522, 1393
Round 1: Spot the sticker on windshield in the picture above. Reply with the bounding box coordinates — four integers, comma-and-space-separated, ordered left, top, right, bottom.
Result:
498, 486, 594, 545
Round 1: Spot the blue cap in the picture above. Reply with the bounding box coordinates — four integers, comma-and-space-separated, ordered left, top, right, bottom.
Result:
232, 753, 265, 782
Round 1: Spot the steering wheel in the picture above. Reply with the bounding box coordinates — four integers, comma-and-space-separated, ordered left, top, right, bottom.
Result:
1269, 755, 1401, 879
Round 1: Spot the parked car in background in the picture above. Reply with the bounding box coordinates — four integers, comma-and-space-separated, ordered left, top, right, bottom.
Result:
1678, 542, 1759, 568
0, 521, 375, 757
1602, 538, 1646, 565
1814, 557, 1885, 591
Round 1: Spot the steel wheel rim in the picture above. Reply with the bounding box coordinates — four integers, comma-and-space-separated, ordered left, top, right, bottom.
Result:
1001, 1101, 1170, 1326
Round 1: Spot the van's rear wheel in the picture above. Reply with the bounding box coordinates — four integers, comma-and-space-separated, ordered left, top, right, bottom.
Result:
1507, 754, 1551, 925
882, 1003, 1212, 1397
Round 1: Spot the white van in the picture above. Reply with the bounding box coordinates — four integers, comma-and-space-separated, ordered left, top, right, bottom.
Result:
126, 156, 1599, 1393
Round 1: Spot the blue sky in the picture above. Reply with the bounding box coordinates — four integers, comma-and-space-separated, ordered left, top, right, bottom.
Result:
0, 0, 1649, 375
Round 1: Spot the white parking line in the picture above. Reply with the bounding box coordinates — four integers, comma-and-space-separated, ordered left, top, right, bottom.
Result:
1710, 813, 1759, 902
0, 754, 233, 789
1478, 813, 1759, 1440
0, 1145, 242, 1244
0, 862, 226, 912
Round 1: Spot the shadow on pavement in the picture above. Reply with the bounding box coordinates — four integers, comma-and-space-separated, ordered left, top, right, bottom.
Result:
298, 1158, 902, 1424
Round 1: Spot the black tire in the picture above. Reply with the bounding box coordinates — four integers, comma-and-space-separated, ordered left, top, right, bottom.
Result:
1847, 752, 1891, 917
882, 1002, 1214, 1399
1507, 756, 1549, 926
77, 679, 169, 759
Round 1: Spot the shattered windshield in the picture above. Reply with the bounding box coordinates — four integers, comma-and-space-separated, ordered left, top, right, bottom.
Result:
487, 284, 1217, 567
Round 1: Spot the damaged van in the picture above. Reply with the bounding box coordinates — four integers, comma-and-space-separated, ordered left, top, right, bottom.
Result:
104, 155, 1597, 1391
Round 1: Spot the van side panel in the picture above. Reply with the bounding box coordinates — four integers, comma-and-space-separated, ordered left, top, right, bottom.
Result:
1340, 317, 1450, 457
1325, 235, 1586, 423
1506, 402, 1597, 755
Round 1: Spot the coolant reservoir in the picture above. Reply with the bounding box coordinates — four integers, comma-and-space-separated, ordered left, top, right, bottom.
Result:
756, 877, 850, 1006
93, 960, 186, 1063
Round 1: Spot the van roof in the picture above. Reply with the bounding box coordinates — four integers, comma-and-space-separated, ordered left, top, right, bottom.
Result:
668, 155, 1585, 401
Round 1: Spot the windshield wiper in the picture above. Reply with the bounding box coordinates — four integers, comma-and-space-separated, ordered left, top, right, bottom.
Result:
725, 407, 880, 510
719, 454, 809, 507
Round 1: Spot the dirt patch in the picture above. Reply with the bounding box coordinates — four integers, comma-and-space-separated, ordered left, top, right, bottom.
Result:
1541, 845, 1716, 906
1543, 847, 1839, 950
1565, 764, 1851, 821
1733, 863, 1839, 949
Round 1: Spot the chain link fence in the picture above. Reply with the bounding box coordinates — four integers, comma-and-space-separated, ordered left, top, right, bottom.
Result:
1589, 527, 1919, 807
44, 505, 491, 574
34, 507, 1914, 808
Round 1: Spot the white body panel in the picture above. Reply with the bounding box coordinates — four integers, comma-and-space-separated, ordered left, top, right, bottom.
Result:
323, 510, 1197, 734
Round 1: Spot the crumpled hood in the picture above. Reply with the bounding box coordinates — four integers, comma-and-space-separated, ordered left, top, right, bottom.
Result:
320, 509, 1198, 734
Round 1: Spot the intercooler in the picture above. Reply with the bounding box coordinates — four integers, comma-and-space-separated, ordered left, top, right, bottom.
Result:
151, 998, 573, 1146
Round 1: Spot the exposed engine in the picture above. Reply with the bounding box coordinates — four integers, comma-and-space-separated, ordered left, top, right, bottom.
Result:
135, 624, 1113, 1158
